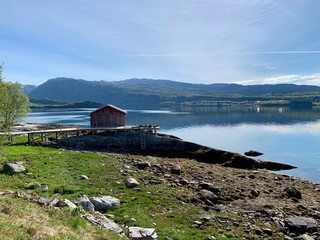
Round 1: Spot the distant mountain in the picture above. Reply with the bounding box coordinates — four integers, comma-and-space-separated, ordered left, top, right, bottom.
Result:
28, 77, 320, 109
22, 85, 37, 95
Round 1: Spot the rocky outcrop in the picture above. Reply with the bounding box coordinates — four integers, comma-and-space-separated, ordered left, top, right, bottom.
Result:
59, 132, 295, 171
128, 227, 158, 240
3, 163, 27, 174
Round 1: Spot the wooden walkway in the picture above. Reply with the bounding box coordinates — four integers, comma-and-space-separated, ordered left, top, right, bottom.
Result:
2, 125, 160, 146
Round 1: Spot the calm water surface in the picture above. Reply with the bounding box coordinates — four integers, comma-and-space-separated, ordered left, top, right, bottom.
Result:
26, 107, 320, 183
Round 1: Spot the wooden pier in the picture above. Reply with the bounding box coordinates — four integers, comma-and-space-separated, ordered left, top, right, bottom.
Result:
2, 125, 160, 146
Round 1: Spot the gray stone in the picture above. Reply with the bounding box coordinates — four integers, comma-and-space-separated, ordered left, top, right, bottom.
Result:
170, 165, 181, 175
64, 199, 77, 210
75, 195, 95, 213
296, 234, 315, 240
198, 182, 221, 195
49, 198, 59, 207
135, 161, 151, 170
285, 216, 317, 234
89, 196, 120, 211
39, 185, 49, 191
3, 163, 26, 174
251, 189, 260, 198
125, 177, 140, 188
128, 227, 158, 240
199, 189, 218, 203
283, 187, 302, 199
84, 212, 124, 235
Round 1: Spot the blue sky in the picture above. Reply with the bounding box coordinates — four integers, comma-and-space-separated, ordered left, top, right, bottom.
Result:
1, 0, 320, 86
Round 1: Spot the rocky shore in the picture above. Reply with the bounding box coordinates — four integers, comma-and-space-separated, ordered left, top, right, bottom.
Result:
11, 124, 320, 238
107, 152, 320, 239
54, 130, 320, 239
58, 130, 295, 171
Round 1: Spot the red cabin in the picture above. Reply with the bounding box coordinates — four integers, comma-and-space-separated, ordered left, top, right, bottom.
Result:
90, 105, 126, 127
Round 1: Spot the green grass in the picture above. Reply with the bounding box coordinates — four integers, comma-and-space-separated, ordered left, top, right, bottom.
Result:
0, 138, 284, 239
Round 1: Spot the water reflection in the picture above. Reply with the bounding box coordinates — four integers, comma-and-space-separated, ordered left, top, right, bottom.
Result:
25, 106, 320, 183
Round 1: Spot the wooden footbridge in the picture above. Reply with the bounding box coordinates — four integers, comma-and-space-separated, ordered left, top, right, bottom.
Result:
2, 125, 160, 146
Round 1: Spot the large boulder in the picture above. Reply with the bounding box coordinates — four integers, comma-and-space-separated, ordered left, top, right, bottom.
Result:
128, 227, 158, 240
3, 163, 26, 174
89, 196, 120, 211
285, 216, 317, 234
75, 195, 94, 213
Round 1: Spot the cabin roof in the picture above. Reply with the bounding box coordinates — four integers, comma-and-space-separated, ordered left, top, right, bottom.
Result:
90, 104, 127, 115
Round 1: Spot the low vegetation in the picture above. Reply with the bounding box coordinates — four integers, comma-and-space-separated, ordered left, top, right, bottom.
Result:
0, 137, 266, 239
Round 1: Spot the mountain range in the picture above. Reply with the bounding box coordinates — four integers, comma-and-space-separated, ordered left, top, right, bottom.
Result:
27, 77, 320, 109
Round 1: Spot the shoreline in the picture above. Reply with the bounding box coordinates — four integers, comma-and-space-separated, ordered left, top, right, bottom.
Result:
7, 123, 320, 238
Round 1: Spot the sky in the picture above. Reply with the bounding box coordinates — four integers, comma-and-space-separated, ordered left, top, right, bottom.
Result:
1, 0, 320, 86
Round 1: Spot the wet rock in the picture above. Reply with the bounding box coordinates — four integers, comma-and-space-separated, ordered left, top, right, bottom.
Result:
89, 196, 120, 211
3, 163, 26, 174
285, 216, 317, 234
75, 195, 95, 213
128, 226, 158, 240
125, 177, 140, 188
170, 165, 181, 175
244, 150, 263, 157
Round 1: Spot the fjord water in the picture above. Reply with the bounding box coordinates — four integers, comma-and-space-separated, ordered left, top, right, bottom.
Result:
27, 106, 320, 183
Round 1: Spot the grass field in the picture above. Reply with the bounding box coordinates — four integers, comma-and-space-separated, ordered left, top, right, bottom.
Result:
0, 137, 257, 239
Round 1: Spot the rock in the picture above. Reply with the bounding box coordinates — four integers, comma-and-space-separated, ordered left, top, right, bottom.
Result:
128, 226, 158, 240
25, 182, 41, 189
244, 150, 263, 157
80, 175, 89, 180
170, 165, 181, 175
178, 178, 189, 185
285, 216, 317, 234
39, 185, 49, 191
250, 189, 260, 198
199, 189, 218, 204
49, 198, 59, 207
135, 161, 151, 170
63, 199, 77, 210
84, 212, 124, 235
149, 178, 162, 185
283, 187, 302, 199
125, 177, 140, 188
198, 182, 221, 195
263, 228, 273, 236
75, 195, 94, 213
36, 197, 51, 206
3, 163, 26, 174
89, 196, 120, 211
296, 234, 315, 240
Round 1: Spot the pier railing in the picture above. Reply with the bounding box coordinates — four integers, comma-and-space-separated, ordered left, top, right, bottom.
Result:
0, 125, 160, 146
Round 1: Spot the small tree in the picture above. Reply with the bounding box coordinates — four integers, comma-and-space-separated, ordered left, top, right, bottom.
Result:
0, 66, 30, 131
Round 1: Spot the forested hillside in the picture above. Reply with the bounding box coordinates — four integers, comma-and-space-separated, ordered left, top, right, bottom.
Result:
28, 78, 320, 109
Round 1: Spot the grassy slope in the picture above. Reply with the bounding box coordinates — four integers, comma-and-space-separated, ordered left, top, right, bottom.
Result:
0, 138, 263, 240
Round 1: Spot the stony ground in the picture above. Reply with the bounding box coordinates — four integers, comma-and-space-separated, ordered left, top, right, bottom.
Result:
107, 152, 320, 239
